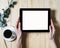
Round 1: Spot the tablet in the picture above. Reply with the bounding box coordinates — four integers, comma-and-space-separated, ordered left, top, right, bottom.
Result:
20, 8, 50, 32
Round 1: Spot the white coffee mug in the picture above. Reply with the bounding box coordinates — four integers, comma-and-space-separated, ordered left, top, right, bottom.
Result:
2, 26, 17, 41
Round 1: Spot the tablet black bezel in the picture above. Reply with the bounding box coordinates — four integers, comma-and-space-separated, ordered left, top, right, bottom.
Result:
20, 8, 50, 32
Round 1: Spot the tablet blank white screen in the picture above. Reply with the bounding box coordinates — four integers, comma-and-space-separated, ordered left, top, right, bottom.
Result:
22, 11, 48, 30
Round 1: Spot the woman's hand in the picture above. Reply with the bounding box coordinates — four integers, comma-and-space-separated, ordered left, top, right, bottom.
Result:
15, 17, 21, 40
49, 19, 57, 48
49, 19, 55, 39
15, 17, 22, 48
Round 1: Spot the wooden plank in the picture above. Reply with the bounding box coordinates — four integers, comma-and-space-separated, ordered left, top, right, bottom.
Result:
26, 0, 50, 48
11, 0, 21, 48
12, 0, 28, 48
0, 28, 6, 48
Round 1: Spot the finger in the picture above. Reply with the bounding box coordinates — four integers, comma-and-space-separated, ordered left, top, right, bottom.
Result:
49, 26, 51, 33
50, 20, 55, 38
51, 19, 55, 28
16, 16, 20, 29
18, 22, 21, 32
49, 26, 52, 36
18, 22, 22, 36
51, 19, 55, 32
49, 26, 52, 39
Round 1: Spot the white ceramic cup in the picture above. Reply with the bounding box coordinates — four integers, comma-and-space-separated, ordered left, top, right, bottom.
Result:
2, 26, 17, 42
